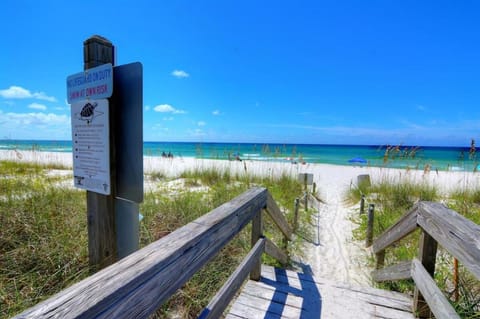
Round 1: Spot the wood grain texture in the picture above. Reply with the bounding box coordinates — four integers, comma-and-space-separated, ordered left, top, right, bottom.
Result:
413, 231, 438, 317
417, 201, 480, 279
199, 238, 266, 319
264, 237, 288, 265
411, 258, 460, 319
372, 261, 412, 282
14, 187, 268, 319
226, 265, 414, 319
86, 191, 116, 271
250, 210, 263, 281
84, 36, 117, 271
265, 192, 293, 241
372, 204, 419, 254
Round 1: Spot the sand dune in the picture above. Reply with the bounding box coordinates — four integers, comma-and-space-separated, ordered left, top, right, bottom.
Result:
2, 149, 478, 286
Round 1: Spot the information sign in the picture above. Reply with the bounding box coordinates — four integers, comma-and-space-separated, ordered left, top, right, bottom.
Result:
71, 99, 110, 195
298, 173, 314, 185
67, 63, 113, 103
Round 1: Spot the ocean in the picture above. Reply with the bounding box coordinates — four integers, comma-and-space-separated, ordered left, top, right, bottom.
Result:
0, 140, 478, 172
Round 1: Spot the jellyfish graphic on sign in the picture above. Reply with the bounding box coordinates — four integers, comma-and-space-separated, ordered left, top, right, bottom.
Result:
75, 102, 104, 124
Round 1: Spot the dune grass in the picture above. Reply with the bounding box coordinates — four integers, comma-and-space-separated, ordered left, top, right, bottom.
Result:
0, 161, 88, 318
1, 160, 304, 318
347, 175, 480, 318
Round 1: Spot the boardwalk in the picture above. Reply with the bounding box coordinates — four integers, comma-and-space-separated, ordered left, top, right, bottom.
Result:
226, 265, 414, 319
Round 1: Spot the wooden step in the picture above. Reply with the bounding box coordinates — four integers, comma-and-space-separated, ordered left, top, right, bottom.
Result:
225, 265, 414, 319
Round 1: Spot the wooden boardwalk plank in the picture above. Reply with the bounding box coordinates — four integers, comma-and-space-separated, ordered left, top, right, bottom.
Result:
226, 265, 414, 319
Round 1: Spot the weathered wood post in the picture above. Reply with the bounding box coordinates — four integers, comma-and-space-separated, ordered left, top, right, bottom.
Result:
413, 231, 438, 318
80, 35, 143, 270
83, 36, 117, 271
304, 191, 308, 212
250, 209, 263, 281
360, 194, 365, 215
366, 204, 375, 247
293, 198, 300, 233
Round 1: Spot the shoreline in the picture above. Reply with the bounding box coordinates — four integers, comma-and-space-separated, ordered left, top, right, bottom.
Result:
1, 149, 479, 194
1, 141, 478, 173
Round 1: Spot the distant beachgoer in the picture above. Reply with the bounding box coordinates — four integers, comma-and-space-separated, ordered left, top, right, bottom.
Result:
167, 151, 173, 158
423, 164, 431, 175
162, 151, 167, 157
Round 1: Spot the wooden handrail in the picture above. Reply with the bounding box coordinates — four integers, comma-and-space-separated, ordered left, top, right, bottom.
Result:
371, 201, 480, 318
14, 187, 293, 319
371, 204, 419, 254
198, 237, 266, 319
416, 202, 480, 279
411, 258, 460, 319
265, 192, 293, 241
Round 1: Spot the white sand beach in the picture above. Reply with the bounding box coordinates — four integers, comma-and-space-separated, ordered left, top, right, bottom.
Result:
2, 149, 479, 287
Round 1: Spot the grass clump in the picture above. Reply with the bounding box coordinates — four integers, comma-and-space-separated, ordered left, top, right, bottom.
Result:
141, 168, 304, 317
349, 175, 480, 318
0, 161, 88, 319
348, 177, 439, 295
2, 159, 305, 319
350, 176, 438, 241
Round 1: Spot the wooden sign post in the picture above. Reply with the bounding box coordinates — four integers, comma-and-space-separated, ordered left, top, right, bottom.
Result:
74, 35, 144, 271
83, 35, 117, 271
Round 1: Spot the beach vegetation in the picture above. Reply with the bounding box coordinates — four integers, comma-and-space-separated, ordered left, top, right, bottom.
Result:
0, 161, 88, 318
349, 176, 480, 318
1, 160, 305, 318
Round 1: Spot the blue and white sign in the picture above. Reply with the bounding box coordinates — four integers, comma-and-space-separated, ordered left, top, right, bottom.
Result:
67, 63, 113, 103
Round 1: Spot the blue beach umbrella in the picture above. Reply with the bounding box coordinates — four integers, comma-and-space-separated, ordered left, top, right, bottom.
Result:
348, 157, 367, 164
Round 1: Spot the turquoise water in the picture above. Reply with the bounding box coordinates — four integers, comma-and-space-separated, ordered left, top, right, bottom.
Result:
0, 140, 478, 172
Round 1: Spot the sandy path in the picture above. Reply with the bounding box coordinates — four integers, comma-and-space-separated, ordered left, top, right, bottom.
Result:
292, 166, 372, 286
293, 164, 480, 287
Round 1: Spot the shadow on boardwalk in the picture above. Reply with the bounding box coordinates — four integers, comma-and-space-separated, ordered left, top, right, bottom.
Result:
226, 264, 414, 318
261, 264, 321, 319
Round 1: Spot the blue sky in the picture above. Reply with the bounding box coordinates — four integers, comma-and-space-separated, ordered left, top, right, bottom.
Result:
0, 1, 479, 146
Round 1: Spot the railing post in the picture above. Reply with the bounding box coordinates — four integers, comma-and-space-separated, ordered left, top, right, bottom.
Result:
360, 194, 365, 215
293, 198, 300, 233
250, 209, 263, 281
376, 250, 385, 270
366, 204, 375, 247
413, 231, 438, 318
304, 191, 308, 212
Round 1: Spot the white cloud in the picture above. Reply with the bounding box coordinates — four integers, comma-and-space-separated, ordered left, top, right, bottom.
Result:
28, 103, 47, 110
163, 117, 174, 121
212, 110, 220, 116
153, 104, 186, 114
0, 86, 57, 102
0, 86, 31, 99
190, 128, 205, 137
33, 92, 57, 102
0, 111, 71, 139
198, 121, 206, 126
171, 70, 189, 78
144, 105, 151, 111
0, 110, 69, 126
416, 104, 427, 111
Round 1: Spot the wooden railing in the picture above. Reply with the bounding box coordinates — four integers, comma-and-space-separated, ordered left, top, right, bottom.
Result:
370, 201, 480, 319
14, 187, 293, 319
